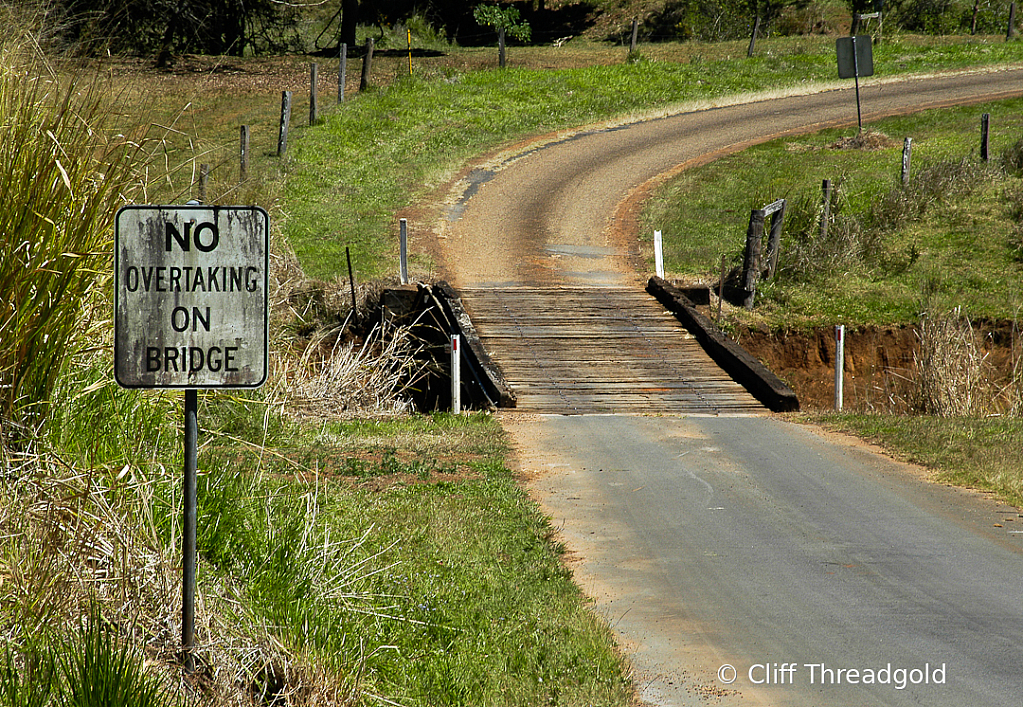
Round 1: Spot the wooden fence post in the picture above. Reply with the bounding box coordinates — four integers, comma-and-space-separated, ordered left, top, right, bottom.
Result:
239, 125, 249, 182
360, 37, 374, 91
338, 43, 347, 103
901, 137, 912, 186
277, 91, 292, 156
309, 62, 318, 125
499, 26, 507, 68
742, 208, 765, 309
1009, 2, 1017, 39
630, 19, 639, 53
981, 113, 990, 161
763, 198, 786, 280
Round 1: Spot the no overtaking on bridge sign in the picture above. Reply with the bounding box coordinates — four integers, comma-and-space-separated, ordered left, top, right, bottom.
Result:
114, 205, 269, 389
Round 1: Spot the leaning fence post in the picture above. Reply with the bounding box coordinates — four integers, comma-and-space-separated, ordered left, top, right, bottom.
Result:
748, 15, 761, 57
239, 125, 250, 181
360, 37, 374, 91
901, 137, 912, 186
338, 43, 347, 103
309, 62, 318, 125
277, 90, 292, 156
1009, 2, 1017, 39
981, 113, 990, 161
742, 208, 765, 309
763, 199, 786, 280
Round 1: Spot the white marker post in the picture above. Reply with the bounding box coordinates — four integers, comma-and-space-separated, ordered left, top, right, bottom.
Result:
834, 324, 845, 411
450, 334, 461, 414
399, 218, 409, 285
654, 230, 664, 278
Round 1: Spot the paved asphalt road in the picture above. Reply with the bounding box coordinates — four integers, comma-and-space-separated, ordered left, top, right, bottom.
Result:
436, 68, 1023, 705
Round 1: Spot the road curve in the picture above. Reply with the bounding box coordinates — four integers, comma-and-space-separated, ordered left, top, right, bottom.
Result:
437, 67, 1023, 289
432, 68, 1023, 706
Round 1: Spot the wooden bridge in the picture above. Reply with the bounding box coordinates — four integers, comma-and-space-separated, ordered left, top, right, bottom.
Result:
459, 285, 766, 415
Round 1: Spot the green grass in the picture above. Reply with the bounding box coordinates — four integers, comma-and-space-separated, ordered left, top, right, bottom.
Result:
643, 96, 1023, 327
814, 413, 1023, 507
6, 368, 632, 706
195, 406, 632, 705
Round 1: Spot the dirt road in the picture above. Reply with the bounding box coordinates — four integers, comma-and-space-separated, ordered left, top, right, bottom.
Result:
432, 68, 1023, 706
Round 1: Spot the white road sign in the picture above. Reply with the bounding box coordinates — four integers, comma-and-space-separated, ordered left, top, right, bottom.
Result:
115, 205, 269, 389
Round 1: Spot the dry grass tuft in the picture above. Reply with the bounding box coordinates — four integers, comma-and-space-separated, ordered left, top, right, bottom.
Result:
913, 306, 985, 417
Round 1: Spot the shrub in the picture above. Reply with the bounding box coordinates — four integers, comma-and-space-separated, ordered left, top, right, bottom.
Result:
0, 42, 144, 452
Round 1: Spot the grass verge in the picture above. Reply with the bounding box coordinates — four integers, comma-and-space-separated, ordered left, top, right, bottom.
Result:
813, 413, 1023, 508
644, 96, 1023, 327
4, 365, 633, 706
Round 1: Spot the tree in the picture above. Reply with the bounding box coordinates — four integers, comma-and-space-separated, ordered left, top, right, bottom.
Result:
52, 0, 298, 59
473, 3, 532, 42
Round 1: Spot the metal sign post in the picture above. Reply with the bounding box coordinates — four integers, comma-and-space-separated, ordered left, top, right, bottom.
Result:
836, 35, 874, 132
114, 204, 269, 669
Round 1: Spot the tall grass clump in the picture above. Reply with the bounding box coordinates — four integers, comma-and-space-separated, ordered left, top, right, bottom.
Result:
0, 39, 143, 453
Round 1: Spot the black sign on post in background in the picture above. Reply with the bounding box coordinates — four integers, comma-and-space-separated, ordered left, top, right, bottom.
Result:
836, 35, 874, 131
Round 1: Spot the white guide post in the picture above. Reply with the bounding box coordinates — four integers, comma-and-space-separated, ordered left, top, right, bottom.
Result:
450, 334, 461, 414
834, 324, 845, 412
654, 230, 664, 278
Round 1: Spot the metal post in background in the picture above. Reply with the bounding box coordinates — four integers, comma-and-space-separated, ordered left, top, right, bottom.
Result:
399, 218, 409, 284
338, 43, 347, 103
852, 35, 862, 131
451, 334, 461, 414
834, 325, 845, 411
654, 230, 664, 279
182, 389, 198, 671
239, 125, 250, 182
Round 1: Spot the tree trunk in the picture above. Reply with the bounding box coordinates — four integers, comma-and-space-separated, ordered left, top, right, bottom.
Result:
339, 0, 361, 49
